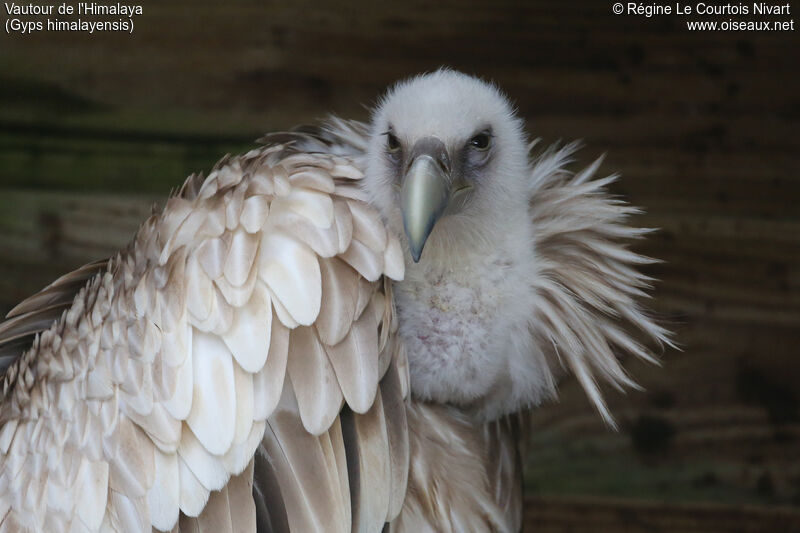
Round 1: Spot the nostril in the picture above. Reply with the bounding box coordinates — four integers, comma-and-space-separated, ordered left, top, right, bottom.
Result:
437, 154, 450, 174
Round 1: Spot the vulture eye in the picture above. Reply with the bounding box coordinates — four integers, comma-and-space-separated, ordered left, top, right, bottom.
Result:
386, 132, 401, 153
468, 132, 492, 151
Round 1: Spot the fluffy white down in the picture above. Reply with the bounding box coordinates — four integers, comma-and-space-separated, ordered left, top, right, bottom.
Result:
363, 70, 557, 420
394, 230, 553, 420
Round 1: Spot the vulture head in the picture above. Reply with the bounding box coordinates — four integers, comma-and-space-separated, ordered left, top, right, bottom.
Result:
364, 69, 532, 264
361, 69, 669, 423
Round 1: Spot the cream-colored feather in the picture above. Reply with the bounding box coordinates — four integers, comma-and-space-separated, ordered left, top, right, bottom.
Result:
260, 384, 348, 533
222, 282, 272, 374
341, 391, 391, 533
347, 201, 387, 255
324, 297, 380, 414
258, 231, 321, 327
270, 208, 340, 258
332, 199, 354, 254
286, 326, 343, 436
186, 330, 237, 455
251, 318, 289, 422
379, 351, 410, 522
341, 239, 384, 283
178, 455, 210, 518
179, 424, 229, 492
177, 460, 256, 533
316, 258, 360, 346
148, 448, 180, 531
223, 229, 259, 288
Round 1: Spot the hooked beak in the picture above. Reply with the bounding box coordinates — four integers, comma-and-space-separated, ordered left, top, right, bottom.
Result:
401, 138, 451, 262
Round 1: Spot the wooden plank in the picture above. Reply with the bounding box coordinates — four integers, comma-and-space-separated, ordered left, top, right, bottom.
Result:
523, 496, 800, 532
0, 191, 157, 316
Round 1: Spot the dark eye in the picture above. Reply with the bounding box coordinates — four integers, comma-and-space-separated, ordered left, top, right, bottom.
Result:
386, 132, 401, 153
468, 132, 491, 151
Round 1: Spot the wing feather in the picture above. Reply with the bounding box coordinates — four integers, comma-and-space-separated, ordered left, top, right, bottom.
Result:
251, 446, 290, 533
327, 417, 352, 530
286, 326, 343, 436
316, 258, 359, 346
324, 297, 379, 414
252, 318, 289, 422
221, 282, 272, 374
177, 460, 256, 533
148, 449, 180, 531
258, 232, 321, 327
260, 384, 348, 533
379, 350, 410, 521
341, 388, 391, 533
185, 331, 236, 456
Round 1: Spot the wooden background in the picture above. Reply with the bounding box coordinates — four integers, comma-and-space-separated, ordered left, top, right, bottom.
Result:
1, 1, 799, 530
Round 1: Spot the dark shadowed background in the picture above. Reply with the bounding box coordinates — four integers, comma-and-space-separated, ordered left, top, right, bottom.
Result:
1, 1, 799, 530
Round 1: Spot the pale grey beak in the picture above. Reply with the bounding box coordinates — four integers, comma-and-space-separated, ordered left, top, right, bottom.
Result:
401, 139, 451, 262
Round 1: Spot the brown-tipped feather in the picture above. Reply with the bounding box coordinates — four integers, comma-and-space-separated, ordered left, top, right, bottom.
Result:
379, 354, 410, 522
251, 447, 290, 533
260, 383, 349, 533
340, 394, 391, 533
177, 460, 256, 533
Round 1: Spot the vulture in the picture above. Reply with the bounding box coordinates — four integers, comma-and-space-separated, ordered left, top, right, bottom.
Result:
0, 70, 671, 532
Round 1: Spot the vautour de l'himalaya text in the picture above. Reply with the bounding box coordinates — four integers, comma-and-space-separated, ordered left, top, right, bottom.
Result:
4, 2, 142, 15
4, 2, 143, 34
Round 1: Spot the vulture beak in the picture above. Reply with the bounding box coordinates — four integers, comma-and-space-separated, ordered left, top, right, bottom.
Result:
401, 137, 451, 262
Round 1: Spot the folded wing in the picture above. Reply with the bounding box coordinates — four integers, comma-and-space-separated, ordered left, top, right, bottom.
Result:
0, 145, 407, 532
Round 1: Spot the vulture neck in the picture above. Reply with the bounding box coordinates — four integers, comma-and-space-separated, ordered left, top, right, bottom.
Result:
395, 201, 549, 422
